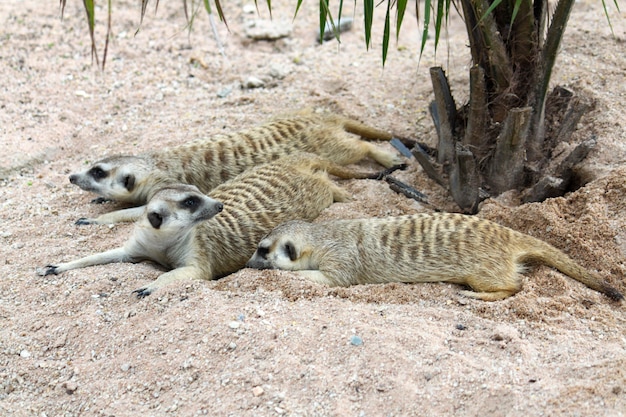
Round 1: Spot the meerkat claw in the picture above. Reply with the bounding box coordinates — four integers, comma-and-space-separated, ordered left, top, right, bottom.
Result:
75, 218, 95, 226
36, 265, 59, 276
132, 287, 152, 298
91, 197, 112, 204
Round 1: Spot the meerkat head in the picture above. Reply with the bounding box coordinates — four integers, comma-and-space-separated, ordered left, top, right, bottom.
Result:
141, 184, 224, 234
69, 155, 156, 203
246, 220, 316, 271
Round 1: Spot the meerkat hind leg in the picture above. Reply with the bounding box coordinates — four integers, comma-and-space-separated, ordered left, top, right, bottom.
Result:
458, 274, 522, 301
363, 142, 405, 168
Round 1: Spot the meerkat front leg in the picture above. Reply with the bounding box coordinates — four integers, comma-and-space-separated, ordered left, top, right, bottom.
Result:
37, 247, 131, 276
132, 266, 205, 298
76, 206, 146, 225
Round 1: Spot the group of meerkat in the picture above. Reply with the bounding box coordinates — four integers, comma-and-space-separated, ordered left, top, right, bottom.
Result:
39, 110, 623, 302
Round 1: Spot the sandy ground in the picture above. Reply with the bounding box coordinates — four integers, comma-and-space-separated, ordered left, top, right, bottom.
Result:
1, 0, 625, 415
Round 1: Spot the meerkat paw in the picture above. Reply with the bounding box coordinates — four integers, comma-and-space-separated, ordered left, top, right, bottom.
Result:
132, 286, 154, 298
75, 217, 97, 225
91, 197, 113, 204
36, 265, 59, 276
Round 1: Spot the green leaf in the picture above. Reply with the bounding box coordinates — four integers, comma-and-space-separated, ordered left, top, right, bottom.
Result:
419, 0, 431, 58
382, 0, 391, 65
434, 0, 444, 50
364, 0, 373, 49
396, 0, 408, 42
82, 0, 99, 66
318, 0, 338, 44
601, 0, 618, 35
294, 0, 304, 19
510, 0, 523, 29
138, 0, 148, 29
477, 0, 503, 25
103, 0, 112, 69
319, 0, 328, 44
213, 0, 227, 25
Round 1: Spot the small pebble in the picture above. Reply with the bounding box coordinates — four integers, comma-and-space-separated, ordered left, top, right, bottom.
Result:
252, 386, 264, 397
20, 350, 31, 358
217, 86, 232, 98
228, 321, 240, 329
350, 335, 363, 346
63, 381, 78, 394
243, 76, 265, 89
245, 19, 292, 40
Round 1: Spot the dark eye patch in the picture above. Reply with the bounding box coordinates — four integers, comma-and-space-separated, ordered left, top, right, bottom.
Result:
179, 195, 201, 212
284, 242, 297, 261
123, 174, 135, 191
147, 212, 163, 229
255, 245, 269, 259
88, 167, 108, 180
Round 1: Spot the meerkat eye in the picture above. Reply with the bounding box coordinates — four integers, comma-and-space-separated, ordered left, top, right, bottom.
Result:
89, 167, 107, 180
147, 212, 163, 229
255, 245, 269, 259
180, 196, 201, 211
284, 242, 297, 262
123, 174, 135, 191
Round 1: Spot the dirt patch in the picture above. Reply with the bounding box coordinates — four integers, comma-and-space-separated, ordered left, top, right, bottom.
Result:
1, 0, 625, 415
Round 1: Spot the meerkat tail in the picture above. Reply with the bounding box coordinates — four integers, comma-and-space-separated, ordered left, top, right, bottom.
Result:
522, 238, 623, 301
341, 118, 394, 141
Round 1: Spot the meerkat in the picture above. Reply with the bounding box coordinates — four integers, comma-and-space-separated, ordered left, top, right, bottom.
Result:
246, 213, 624, 302
68, 110, 403, 224
37, 154, 363, 297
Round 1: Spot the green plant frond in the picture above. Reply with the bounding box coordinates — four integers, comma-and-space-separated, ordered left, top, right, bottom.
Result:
254, 0, 273, 18
294, 0, 304, 20
183, 0, 205, 38
477, 0, 503, 24
383, 0, 391, 65
140, 0, 149, 26
396, 0, 408, 42
364, 0, 374, 49
103, 0, 112, 69
601, 0, 617, 35
319, 0, 340, 43
319, 0, 328, 43
434, 0, 445, 50
182, 0, 189, 22
82, 0, 99, 66
211, 0, 230, 25
510, 0, 523, 29
612, 0, 621, 11
419, 0, 431, 59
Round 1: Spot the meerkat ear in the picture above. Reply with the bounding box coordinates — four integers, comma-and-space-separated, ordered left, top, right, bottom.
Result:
147, 212, 163, 229
284, 241, 298, 261
123, 174, 136, 191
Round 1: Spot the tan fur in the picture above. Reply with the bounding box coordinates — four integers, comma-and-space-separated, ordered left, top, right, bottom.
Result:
247, 213, 623, 302
38, 154, 355, 297
68, 110, 402, 218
